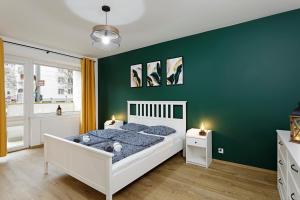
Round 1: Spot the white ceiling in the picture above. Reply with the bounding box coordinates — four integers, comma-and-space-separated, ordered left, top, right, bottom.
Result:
0, 0, 300, 58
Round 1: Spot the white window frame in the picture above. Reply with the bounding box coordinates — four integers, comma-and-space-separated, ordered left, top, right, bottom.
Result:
32, 62, 81, 116
4, 55, 32, 152
4, 54, 81, 151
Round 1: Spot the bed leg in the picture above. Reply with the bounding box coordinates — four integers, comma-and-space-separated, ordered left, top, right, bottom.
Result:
106, 194, 112, 200
44, 161, 48, 175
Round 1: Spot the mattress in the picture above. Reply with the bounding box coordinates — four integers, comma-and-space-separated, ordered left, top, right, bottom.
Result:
112, 131, 183, 174
66, 129, 165, 164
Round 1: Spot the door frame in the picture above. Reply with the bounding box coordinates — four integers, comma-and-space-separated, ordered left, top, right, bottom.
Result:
4, 55, 33, 152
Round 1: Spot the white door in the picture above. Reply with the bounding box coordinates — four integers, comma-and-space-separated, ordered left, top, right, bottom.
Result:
4, 60, 30, 152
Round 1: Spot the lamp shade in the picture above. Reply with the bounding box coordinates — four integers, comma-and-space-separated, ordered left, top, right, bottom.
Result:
90, 25, 121, 50
90, 5, 121, 50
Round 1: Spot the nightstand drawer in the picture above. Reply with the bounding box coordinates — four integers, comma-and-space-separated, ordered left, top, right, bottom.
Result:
288, 152, 300, 188
278, 150, 287, 183
186, 137, 206, 147
278, 169, 287, 200
278, 136, 286, 157
288, 173, 300, 200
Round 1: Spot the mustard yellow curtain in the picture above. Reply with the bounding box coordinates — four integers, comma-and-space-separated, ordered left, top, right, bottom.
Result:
0, 38, 7, 157
80, 58, 96, 134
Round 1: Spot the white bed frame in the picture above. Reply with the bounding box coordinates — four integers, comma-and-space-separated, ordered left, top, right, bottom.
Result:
44, 101, 186, 200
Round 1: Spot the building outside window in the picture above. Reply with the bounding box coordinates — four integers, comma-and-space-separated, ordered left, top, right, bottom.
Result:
58, 88, 64, 95
4, 63, 25, 149
58, 77, 65, 84
33, 64, 81, 114
4, 63, 24, 117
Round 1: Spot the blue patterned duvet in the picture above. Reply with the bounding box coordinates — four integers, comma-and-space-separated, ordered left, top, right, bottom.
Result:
66, 129, 164, 163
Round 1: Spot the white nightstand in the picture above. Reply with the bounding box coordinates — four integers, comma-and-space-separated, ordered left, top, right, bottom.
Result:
104, 120, 123, 129
186, 128, 212, 168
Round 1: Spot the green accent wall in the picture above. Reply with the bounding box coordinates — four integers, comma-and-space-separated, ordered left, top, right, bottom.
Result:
98, 9, 300, 170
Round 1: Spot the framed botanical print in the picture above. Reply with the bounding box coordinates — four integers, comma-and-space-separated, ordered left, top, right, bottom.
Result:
130, 64, 142, 88
147, 61, 162, 87
166, 57, 183, 85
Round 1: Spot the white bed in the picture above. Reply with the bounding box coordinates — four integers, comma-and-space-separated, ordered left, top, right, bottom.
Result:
44, 101, 186, 200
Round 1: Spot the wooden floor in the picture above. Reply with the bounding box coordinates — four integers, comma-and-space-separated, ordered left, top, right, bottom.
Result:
0, 148, 279, 200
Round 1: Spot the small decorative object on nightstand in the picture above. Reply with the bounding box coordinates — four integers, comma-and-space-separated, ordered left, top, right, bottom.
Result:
290, 102, 300, 143
186, 128, 212, 168
199, 123, 207, 136
104, 115, 123, 129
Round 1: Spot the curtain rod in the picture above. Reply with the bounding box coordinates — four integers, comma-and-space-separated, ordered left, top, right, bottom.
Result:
4, 40, 83, 60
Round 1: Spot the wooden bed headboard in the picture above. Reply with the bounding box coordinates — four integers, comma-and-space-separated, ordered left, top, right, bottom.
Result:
127, 101, 187, 138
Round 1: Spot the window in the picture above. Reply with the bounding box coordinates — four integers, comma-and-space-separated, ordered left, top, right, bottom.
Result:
68, 77, 73, 84
4, 56, 82, 152
4, 63, 24, 117
33, 64, 81, 114
58, 77, 65, 84
58, 88, 64, 95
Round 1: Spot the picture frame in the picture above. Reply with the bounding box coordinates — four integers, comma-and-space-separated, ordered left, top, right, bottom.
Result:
166, 56, 183, 86
146, 61, 162, 87
130, 64, 142, 88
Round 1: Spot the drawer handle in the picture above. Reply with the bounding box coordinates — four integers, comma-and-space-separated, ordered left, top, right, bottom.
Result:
194, 141, 197, 144
278, 178, 283, 185
279, 160, 283, 165
291, 193, 295, 200
291, 164, 299, 173
278, 141, 283, 146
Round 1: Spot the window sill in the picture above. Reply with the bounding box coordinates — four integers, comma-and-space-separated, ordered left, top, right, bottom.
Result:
31, 111, 80, 119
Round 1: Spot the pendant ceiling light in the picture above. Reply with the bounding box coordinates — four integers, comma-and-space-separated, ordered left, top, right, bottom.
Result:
90, 5, 121, 49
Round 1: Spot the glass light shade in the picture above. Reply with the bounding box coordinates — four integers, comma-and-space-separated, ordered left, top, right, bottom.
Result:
90, 25, 121, 49
101, 36, 111, 45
